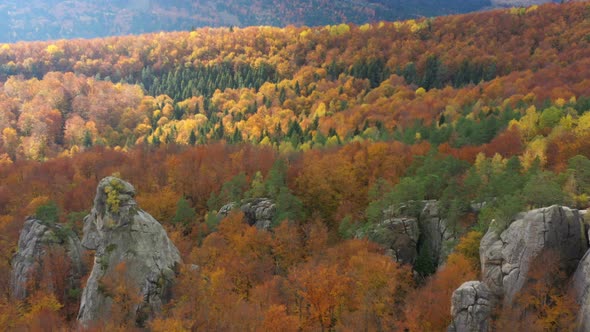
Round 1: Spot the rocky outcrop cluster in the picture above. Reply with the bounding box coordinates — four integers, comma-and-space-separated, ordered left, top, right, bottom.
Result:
481, 205, 587, 303
11, 217, 85, 300
218, 198, 276, 230
449, 205, 589, 331
10, 177, 183, 327
77, 177, 181, 326
359, 200, 456, 266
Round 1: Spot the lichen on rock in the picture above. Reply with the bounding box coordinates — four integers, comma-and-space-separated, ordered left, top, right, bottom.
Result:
77, 176, 181, 327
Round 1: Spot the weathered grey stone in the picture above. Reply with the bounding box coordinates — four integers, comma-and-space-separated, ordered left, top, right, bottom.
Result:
359, 200, 458, 265
217, 202, 237, 218
573, 250, 590, 332
420, 200, 456, 266
78, 177, 181, 327
448, 281, 492, 332
218, 198, 276, 230
241, 198, 275, 230
359, 217, 420, 264
481, 205, 588, 304
11, 218, 85, 300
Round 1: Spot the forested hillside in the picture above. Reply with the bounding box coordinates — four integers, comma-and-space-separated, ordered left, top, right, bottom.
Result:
0, 0, 496, 42
1, 1, 590, 330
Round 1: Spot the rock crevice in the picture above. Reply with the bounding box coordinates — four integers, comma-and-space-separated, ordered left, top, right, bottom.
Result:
448, 281, 492, 332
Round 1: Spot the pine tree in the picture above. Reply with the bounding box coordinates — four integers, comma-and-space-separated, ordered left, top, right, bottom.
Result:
173, 197, 196, 226
83, 130, 93, 148
189, 130, 197, 146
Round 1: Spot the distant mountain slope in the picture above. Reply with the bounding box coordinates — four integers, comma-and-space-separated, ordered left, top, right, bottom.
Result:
491, 0, 554, 7
0, 0, 500, 42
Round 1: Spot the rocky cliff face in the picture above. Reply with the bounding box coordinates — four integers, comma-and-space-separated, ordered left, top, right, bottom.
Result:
420, 200, 456, 266
218, 198, 276, 230
361, 216, 419, 264
77, 177, 181, 326
449, 205, 588, 331
448, 281, 493, 332
360, 200, 456, 266
481, 205, 587, 303
11, 218, 85, 300
573, 250, 590, 332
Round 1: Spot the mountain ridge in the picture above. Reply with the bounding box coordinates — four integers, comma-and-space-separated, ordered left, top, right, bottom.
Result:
0, 0, 559, 42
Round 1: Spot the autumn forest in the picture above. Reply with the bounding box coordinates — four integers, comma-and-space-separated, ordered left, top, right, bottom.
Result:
1, 1, 590, 331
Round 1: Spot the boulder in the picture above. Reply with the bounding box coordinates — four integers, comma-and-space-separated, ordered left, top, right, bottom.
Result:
218, 198, 276, 230
448, 281, 493, 332
78, 177, 181, 326
481, 205, 587, 304
11, 218, 85, 300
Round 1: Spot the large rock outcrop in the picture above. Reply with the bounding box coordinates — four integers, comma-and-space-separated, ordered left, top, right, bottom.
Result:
78, 177, 181, 326
480, 205, 587, 303
420, 200, 456, 266
360, 216, 419, 264
359, 200, 456, 266
11, 218, 85, 300
449, 205, 588, 331
448, 281, 493, 332
218, 198, 276, 230
573, 250, 590, 332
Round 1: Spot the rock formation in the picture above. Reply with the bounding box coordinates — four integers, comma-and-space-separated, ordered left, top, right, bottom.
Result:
360, 217, 419, 264
218, 198, 276, 230
448, 281, 493, 332
480, 205, 587, 303
11, 217, 85, 300
573, 250, 590, 332
359, 200, 456, 266
419, 200, 456, 266
78, 176, 181, 326
449, 205, 588, 331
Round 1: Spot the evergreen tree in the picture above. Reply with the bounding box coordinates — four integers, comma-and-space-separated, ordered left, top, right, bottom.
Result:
421, 54, 444, 90
83, 130, 93, 148
36, 201, 60, 224
189, 129, 197, 146
173, 197, 196, 226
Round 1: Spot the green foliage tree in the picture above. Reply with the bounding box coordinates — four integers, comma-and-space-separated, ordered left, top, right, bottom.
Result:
273, 186, 303, 225
522, 171, 565, 208
188, 130, 197, 146
83, 130, 93, 148
36, 201, 60, 224
477, 194, 525, 232
246, 171, 266, 198
208, 173, 249, 211
173, 197, 196, 226
365, 176, 425, 226
539, 106, 564, 130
